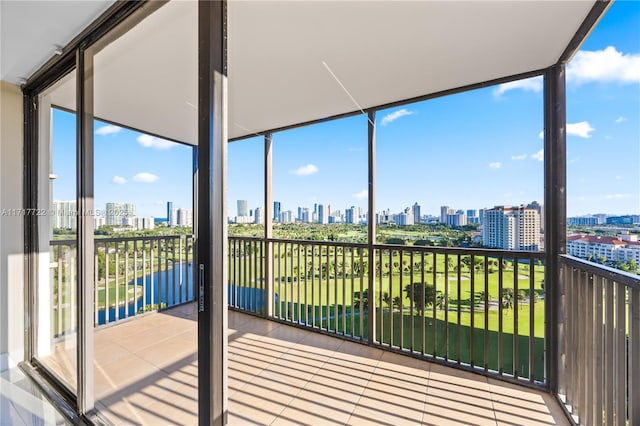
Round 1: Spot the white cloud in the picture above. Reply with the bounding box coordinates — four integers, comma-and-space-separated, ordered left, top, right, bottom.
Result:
511, 154, 526, 160
567, 46, 640, 85
380, 108, 414, 125
489, 162, 502, 169
494, 47, 639, 98
137, 134, 175, 150
567, 121, 595, 138
494, 76, 543, 97
291, 164, 319, 176
96, 125, 121, 136
353, 189, 368, 200
615, 116, 627, 124
531, 149, 544, 162
133, 172, 159, 183
537, 122, 595, 139
605, 193, 634, 199
112, 176, 127, 184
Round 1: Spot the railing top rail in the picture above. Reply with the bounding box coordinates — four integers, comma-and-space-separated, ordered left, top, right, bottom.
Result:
50, 234, 194, 246
229, 235, 546, 258
228, 236, 265, 242
560, 254, 640, 289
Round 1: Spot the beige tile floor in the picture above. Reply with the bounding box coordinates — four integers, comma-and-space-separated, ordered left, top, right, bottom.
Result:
42, 304, 569, 425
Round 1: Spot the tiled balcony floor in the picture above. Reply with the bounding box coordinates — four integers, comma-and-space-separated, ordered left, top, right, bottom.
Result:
43, 304, 568, 425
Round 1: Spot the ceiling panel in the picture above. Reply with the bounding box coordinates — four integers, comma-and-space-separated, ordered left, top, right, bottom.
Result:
29, 1, 597, 144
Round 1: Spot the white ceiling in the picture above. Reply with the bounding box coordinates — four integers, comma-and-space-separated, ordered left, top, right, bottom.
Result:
0, 0, 115, 84
7, 1, 598, 143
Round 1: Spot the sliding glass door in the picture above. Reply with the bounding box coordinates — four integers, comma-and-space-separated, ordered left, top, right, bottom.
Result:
34, 70, 79, 394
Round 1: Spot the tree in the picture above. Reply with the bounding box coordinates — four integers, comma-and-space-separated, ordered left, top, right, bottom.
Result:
436, 291, 448, 311
392, 296, 402, 310
353, 289, 369, 312
517, 290, 527, 309
501, 288, 514, 310
404, 282, 436, 313
623, 259, 637, 273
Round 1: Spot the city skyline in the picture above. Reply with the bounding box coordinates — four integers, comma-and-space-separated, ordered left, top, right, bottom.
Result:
51, 2, 638, 218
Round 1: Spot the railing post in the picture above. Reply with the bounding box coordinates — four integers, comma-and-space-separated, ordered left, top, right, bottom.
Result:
544, 63, 566, 394
367, 111, 376, 344
264, 132, 274, 317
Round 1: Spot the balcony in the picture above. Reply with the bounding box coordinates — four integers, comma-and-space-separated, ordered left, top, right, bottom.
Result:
5, 2, 637, 424
44, 235, 639, 425
44, 304, 568, 425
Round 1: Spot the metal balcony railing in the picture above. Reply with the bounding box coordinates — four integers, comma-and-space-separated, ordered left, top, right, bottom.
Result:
228, 236, 546, 385
558, 255, 640, 426
50, 235, 195, 335
49, 235, 639, 425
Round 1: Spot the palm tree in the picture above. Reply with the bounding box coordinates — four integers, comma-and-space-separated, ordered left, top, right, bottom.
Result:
517, 290, 527, 309
501, 288, 514, 310
436, 291, 448, 311
392, 296, 402, 311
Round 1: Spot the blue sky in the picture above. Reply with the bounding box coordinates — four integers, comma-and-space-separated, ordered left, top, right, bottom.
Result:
53, 1, 639, 219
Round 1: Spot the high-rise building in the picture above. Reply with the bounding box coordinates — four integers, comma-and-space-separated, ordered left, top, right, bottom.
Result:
317, 204, 328, 224
345, 206, 358, 224
94, 217, 106, 229
167, 201, 173, 222
412, 202, 421, 224
177, 208, 193, 227
445, 210, 466, 227
273, 201, 281, 222
169, 208, 179, 227
53, 200, 77, 229
466, 209, 479, 224
279, 210, 293, 223
300, 208, 311, 223
237, 199, 248, 217
440, 206, 454, 224
482, 205, 540, 251
527, 201, 544, 231
105, 202, 136, 226
254, 207, 264, 225
134, 216, 155, 230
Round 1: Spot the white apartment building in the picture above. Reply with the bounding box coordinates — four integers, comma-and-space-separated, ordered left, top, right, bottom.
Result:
567, 233, 640, 264
52, 200, 77, 229
177, 208, 193, 227
169, 208, 179, 227
254, 207, 264, 225
105, 202, 136, 226
317, 204, 329, 224
482, 205, 541, 251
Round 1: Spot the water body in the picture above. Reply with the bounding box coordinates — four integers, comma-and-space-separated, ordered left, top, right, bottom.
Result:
97, 262, 194, 325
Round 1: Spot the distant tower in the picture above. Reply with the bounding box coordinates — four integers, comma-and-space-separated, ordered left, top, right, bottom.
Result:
318, 204, 328, 224
412, 202, 421, 224
237, 199, 248, 217
167, 201, 173, 222
273, 201, 281, 222
440, 206, 449, 224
